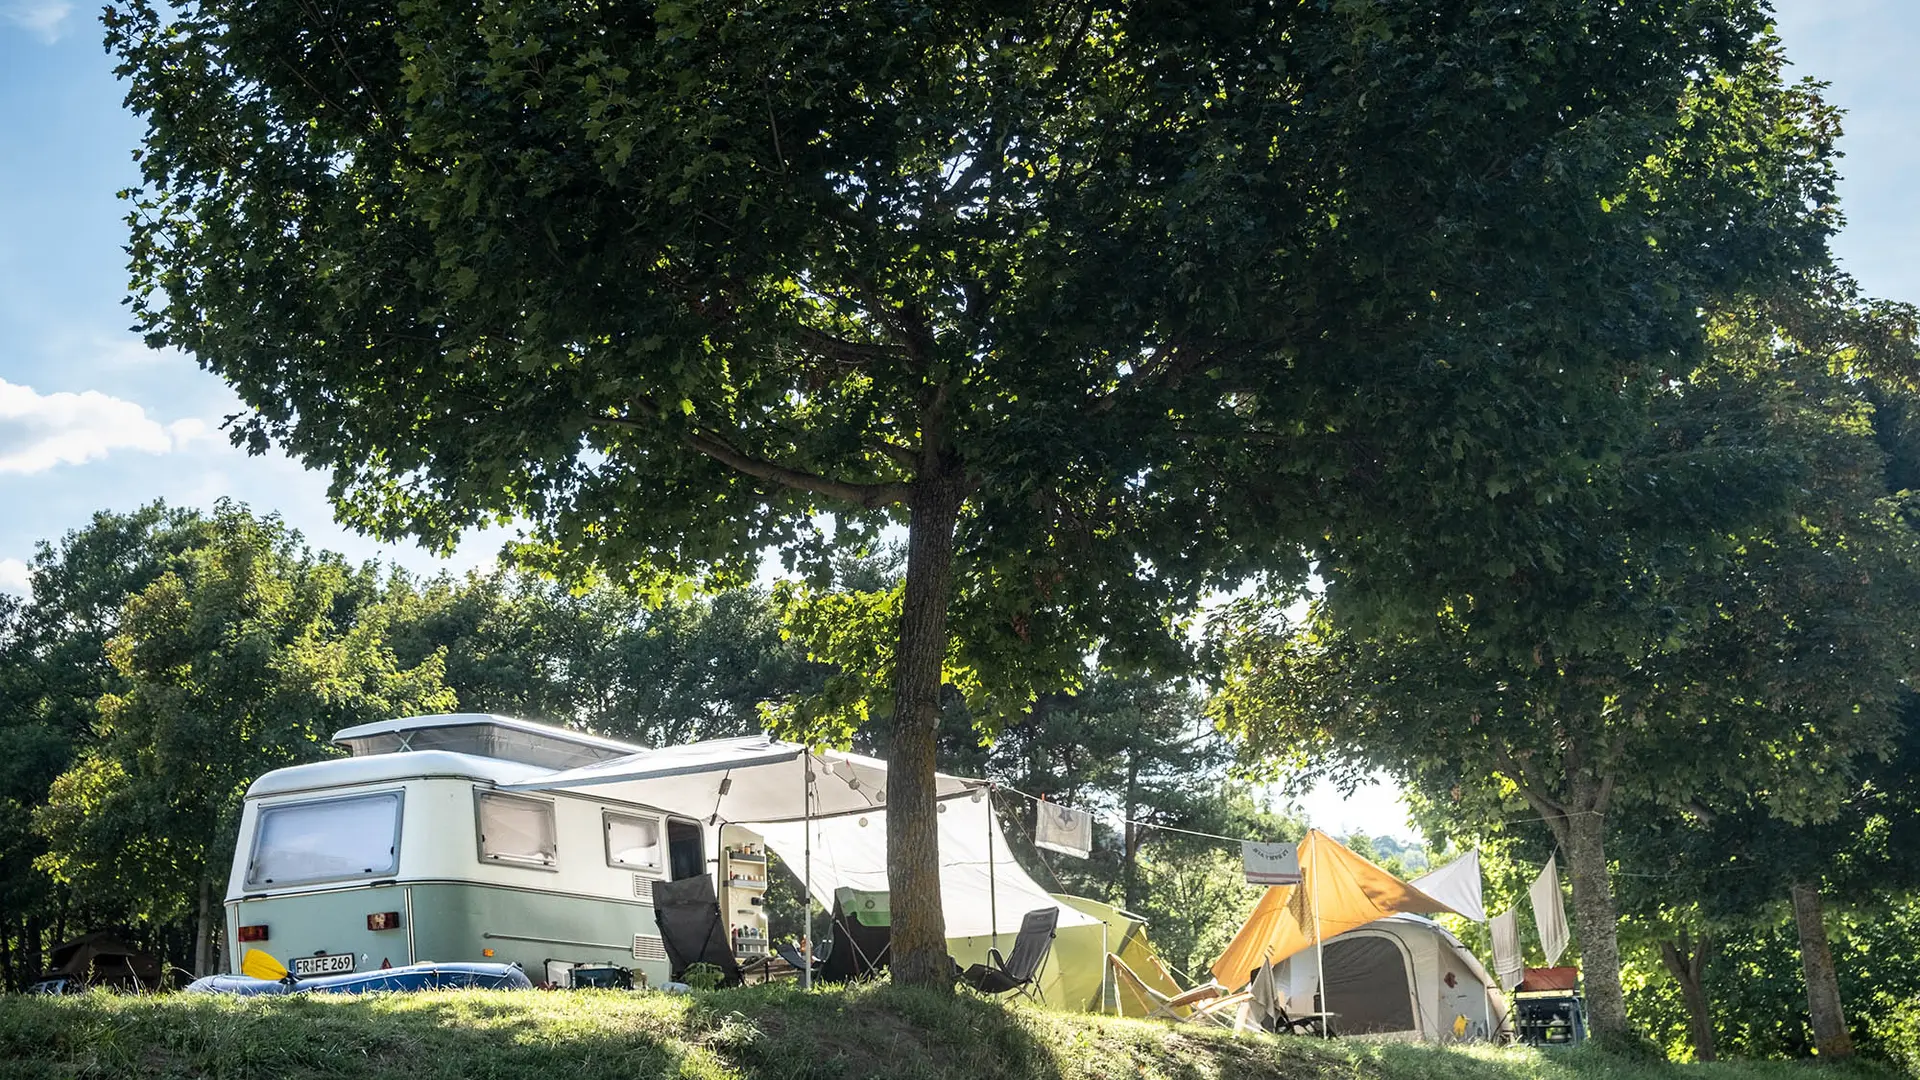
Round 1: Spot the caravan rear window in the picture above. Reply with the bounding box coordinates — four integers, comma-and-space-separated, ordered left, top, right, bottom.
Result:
475, 791, 558, 868
246, 792, 402, 889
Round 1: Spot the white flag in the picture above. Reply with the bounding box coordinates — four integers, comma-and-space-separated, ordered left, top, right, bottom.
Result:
1530, 855, 1570, 966
1490, 909, 1524, 990
1242, 841, 1303, 885
1034, 802, 1093, 859
1409, 851, 1487, 922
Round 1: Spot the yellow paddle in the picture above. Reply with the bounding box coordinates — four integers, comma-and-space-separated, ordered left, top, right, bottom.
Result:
241, 948, 290, 981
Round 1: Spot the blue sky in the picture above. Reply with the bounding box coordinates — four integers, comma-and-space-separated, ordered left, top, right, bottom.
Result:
2, 2, 1915, 836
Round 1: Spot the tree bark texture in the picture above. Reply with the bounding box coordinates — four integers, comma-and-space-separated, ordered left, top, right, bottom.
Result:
1658, 931, 1716, 1061
885, 472, 965, 988
194, 877, 216, 977
1564, 796, 1630, 1039
1790, 881, 1854, 1059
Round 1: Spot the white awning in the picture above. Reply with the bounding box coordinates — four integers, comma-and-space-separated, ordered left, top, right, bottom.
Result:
753, 796, 1101, 939
498, 735, 980, 823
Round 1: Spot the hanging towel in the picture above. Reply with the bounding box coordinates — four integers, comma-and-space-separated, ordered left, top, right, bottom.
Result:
1409, 851, 1487, 922
1530, 855, 1570, 966
1034, 802, 1093, 859
1490, 908, 1524, 990
1242, 841, 1303, 885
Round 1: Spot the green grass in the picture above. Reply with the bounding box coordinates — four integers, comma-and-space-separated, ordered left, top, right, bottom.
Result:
0, 984, 1904, 1080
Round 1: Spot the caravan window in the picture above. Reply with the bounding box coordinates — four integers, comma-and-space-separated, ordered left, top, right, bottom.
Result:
475, 791, 558, 869
605, 812, 662, 872
247, 791, 402, 889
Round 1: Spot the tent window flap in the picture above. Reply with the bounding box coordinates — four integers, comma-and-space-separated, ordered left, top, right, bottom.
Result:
476, 791, 558, 868
247, 791, 402, 889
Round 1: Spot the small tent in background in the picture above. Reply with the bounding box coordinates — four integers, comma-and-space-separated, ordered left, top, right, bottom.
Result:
32, 931, 166, 993
1049, 894, 1186, 1016
1210, 830, 1509, 1041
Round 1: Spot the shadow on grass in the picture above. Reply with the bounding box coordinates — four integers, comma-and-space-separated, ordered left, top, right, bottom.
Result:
0, 986, 1905, 1080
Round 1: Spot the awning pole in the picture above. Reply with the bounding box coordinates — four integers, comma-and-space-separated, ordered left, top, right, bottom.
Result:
987, 785, 999, 950
803, 755, 814, 991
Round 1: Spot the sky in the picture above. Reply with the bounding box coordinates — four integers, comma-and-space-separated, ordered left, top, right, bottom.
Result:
2, 2, 1915, 840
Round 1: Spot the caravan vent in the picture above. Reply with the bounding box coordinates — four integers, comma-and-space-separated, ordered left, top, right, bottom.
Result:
633, 874, 653, 899
632, 934, 666, 962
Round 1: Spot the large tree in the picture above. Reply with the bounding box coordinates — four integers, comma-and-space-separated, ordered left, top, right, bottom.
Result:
1215, 282, 1920, 1039
110, 0, 1820, 984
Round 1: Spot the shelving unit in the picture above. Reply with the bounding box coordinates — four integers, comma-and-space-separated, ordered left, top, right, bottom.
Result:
718, 825, 771, 961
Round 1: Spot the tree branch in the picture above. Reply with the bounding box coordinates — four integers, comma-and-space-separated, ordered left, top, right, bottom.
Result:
592, 404, 911, 509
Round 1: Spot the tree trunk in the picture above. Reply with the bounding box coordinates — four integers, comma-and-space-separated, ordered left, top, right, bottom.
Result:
1122, 749, 1142, 912
885, 471, 965, 989
1658, 931, 1716, 1061
1790, 881, 1853, 1059
194, 876, 216, 977
1563, 793, 1630, 1039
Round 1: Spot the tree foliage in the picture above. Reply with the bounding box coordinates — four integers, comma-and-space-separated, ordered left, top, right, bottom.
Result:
34, 504, 453, 974
108, 0, 1825, 983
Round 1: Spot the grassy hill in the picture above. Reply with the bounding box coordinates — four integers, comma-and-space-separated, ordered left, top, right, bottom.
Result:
0, 983, 1904, 1080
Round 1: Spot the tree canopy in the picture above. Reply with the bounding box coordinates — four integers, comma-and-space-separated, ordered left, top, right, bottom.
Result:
111, 0, 1831, 984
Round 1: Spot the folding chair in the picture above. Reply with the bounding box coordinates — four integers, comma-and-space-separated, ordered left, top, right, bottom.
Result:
958, 907, 1057, 1004
819, 887, 891, 983
650, 876, 744, 987
1105, 954, 1256, 1032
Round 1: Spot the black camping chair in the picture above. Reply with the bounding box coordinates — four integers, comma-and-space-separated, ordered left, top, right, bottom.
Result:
651, 876, 744, 988
958, 907, 1057, 1003
775, 939, 828, 981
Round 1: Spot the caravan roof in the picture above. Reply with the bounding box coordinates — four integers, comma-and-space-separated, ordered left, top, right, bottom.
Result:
332, 713, 643, 768
246, 749, 550, 797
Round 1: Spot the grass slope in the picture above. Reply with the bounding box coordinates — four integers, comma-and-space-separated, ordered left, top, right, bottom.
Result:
0, 984, 1903, 1080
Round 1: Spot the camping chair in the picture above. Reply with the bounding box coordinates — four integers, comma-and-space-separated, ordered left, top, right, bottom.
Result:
819, 887, 891, 982
775, 939, 828, 981
958, 907, 1057, 1004
650, 876, 744, 988
1106, 954, 1257, 1032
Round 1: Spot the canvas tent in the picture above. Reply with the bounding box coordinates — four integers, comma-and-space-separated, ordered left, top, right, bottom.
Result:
1048, 894, 1186, 1016
1211, 829, 1456, 989
753, 795, 1106, 1004
1269, 916, 1506, 1040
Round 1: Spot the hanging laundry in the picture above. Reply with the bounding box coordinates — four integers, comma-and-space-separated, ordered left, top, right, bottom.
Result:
1034, 802, 1093, 859
1530, 855, 1570, 966
1490, 909, 1524, 990
1409, 851, 1487, 922
1242, 840, 1303, 885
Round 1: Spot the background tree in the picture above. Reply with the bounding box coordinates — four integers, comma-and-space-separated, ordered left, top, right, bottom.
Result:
1215, 274, 1920, 1041
0, 505, 209, 988
34, 504, 453, 975
111, 0, 1816, 985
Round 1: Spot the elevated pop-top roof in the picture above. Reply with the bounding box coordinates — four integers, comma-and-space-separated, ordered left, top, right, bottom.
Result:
332, 713, 644, 769
246, 750, 552, 798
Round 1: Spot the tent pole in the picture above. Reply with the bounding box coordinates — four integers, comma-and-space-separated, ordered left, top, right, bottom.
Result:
987, 785, 999, 951
1312, 834, 1328, 1037
803, 755, 814, 991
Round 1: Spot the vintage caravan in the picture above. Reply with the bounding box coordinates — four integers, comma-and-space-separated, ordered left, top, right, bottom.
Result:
222, 714, 772, 985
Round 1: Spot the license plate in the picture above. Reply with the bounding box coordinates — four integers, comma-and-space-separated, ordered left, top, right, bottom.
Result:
293, 953, 355, 977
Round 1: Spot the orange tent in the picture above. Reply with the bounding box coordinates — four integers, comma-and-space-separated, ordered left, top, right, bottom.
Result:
1211, 829, 1456, 989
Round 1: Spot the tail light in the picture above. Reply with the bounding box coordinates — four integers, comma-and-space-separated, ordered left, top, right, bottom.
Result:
237, 925, 269, 942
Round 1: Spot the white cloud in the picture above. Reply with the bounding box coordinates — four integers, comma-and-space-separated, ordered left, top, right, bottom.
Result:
3, 1, 73, 43
0, 379, 210, 474
0, 558, 28, 595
